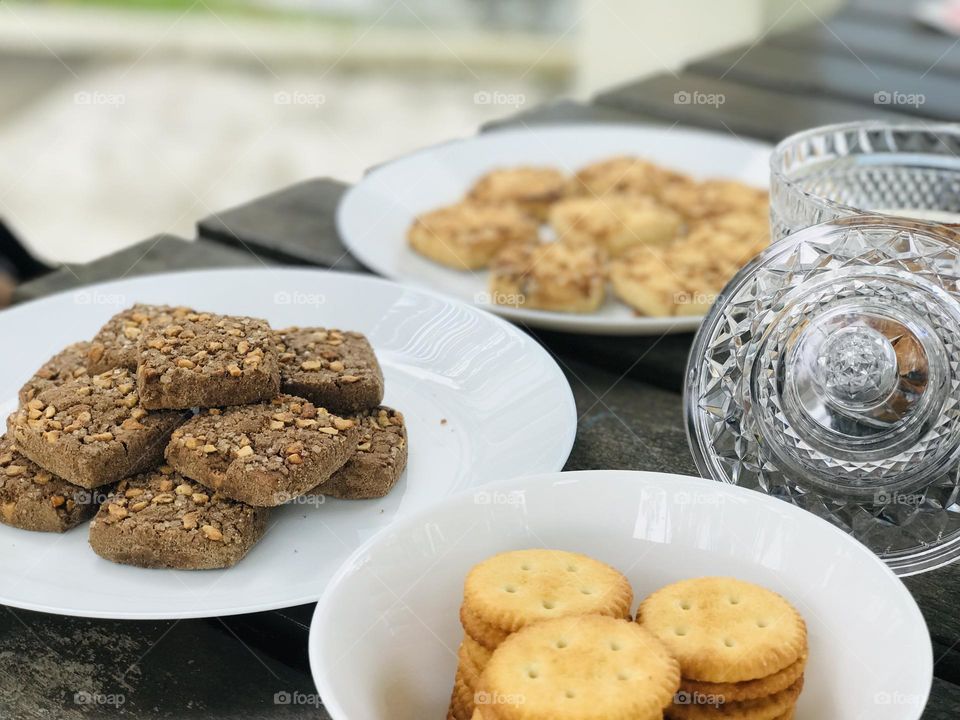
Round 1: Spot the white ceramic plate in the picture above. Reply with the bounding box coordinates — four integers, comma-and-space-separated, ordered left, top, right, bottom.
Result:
338, 124, 772, 335
0, 269, 576, 619
310, 470, 932, 720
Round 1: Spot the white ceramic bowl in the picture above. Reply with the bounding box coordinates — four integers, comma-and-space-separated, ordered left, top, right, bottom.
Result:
310, 470, 932, 720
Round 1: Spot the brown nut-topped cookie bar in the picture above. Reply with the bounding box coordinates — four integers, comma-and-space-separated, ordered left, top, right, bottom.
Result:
165, 395, 359, 506
8, 368, 189, 489
276, 327, 384, 414
89, 466, 269, 569
136, 312, 280, 410
18, 341, 91, 406
0, 434, 102, 532
311, 406, 407, 500
87, 304, 194, 374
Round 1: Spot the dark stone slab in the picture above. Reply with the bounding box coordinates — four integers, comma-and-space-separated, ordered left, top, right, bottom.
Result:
688, 44, 958, 120
12, 236, 268, 304
197, 179, 363, 272
0, 606, 327, 720
595, 70, 918, 143
925, 678, 960, 720
559, 354, 697, 475
482, 98, 656, 131
769, 11, 960, 76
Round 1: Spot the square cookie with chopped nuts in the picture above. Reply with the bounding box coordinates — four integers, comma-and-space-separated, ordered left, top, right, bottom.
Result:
276, 327, 384, 414
87, 304, 194, 374
489, 243, 606, 313
89, 466, 269, 569
136, 312, 280, 410
0, 435, 102, 532
8, 368, 189, 489
311, 406, 407, 500
165, 395, 359, 506
18, 341, 91, 406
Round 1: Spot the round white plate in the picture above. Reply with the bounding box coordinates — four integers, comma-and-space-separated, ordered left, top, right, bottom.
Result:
0, 269, 576, 619
310, 470, 932, 720
337, 124, 772, 335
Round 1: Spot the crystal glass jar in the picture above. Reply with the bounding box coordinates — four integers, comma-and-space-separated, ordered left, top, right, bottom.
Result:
687, 121, 960, 577
769, 121, 960, 240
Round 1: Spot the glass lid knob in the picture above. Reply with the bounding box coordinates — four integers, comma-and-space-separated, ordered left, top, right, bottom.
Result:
814, 325, 897, 407
685, 215, 960, 576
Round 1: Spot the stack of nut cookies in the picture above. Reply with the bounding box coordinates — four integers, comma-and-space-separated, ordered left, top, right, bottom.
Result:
448, 551, 807, 720
407, 157, 769, 317
2, 303, 408, 570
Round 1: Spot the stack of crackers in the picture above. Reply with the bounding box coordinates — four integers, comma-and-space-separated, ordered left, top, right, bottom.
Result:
639, 577, 807, 720
2, 303, 408, 570
449, 550, 807, 720
407, 156, 770, 317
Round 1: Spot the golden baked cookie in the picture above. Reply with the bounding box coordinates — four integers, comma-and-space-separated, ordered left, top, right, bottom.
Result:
573, 155, 690, 198
467, 166, 570, 220
478, 615, 680, 720
665, 677, 803, 720
407, 202, 539, 270
462, 549, 632, 635
679, 653, 806, 702
460, 603, 511, 650
489, 244, 606, 313
610, 245, 725, 318
660, 179, 768, 221
550, 195, 682, 257
637, 577, 808, 683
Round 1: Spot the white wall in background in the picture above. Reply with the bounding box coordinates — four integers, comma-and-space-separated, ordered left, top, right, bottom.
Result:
575, 0, 844, 95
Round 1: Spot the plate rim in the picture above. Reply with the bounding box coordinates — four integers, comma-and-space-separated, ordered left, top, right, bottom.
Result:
337, 122, 773, 336
308, 468, 933, 720
0, 267, 578, 619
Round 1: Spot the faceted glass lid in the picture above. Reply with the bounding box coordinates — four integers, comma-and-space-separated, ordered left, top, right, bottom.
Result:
685, 215, 960, 576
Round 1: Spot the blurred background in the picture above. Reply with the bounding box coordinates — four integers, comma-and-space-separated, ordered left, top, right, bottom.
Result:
1, 0, 846, 265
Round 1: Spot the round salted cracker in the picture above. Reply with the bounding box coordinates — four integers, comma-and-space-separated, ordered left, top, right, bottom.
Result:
478, 615, 680, 720
463, 550, 633, 635
461, 603, 511, 650
458, 641, 485, 688
463, 634, 494, 670
451, 664, 477, 720
665, 677, 803, 720
638, 577, 807, 683
680, 653, 807, 702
